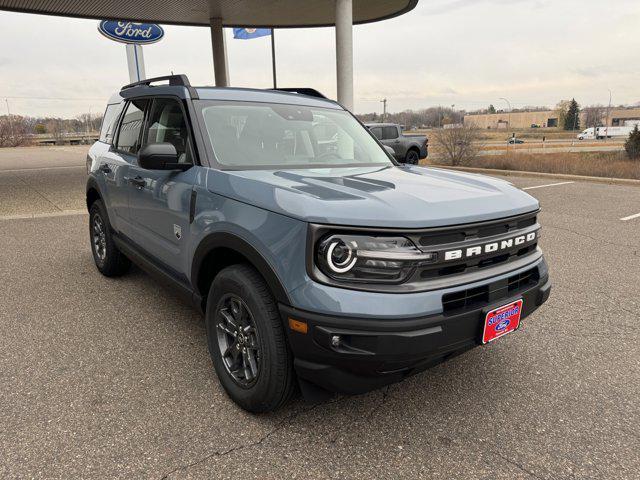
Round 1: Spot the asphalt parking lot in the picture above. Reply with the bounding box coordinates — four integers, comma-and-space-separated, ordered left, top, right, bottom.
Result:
1, 146, 638, 479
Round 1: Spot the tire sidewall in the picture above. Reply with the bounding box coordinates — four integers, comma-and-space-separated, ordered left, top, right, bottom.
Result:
89, 201, 109, 270
406, 150, 419, 164
205, 267, 287, 412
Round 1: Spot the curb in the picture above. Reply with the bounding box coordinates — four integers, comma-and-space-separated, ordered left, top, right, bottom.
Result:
432, 165, 640, 186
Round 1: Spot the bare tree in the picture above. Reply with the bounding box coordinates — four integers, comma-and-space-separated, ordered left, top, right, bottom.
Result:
582, 105, 606, 129
431, 124, 482, 166
0, 115, 30, 147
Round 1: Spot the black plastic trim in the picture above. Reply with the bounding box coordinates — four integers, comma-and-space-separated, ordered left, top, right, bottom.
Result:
191, 232, 291, 305
282, 274, 551, 395
112, 232, 201, 309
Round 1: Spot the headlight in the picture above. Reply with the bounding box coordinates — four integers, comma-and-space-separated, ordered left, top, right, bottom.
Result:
316, 234, 436, 284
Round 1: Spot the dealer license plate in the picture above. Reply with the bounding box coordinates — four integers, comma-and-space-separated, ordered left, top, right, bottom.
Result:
482, 299, 523, 344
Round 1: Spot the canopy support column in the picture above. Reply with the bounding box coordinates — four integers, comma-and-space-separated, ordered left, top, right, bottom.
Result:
210, 17, 229, 86
335, 0, 353, 111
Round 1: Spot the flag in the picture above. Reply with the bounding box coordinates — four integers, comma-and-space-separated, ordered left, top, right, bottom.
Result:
233, 28, 272, 40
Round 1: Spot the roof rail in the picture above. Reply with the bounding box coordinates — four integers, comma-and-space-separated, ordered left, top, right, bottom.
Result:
270, 88, 328, 100
120, 74, 199, 99
121, 74, 191, 91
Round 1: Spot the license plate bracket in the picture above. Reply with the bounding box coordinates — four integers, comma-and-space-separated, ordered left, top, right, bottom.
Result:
482, 299, 523, 344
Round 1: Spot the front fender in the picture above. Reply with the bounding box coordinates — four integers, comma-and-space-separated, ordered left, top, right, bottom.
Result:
189, 188, 308, 306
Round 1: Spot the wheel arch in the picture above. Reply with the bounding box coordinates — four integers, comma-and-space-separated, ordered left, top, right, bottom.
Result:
191, 232, 291, 311
86, 177, 102, 211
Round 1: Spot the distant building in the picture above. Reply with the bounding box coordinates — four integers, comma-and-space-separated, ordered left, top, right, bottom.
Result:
464, 111, 558, 129
464, 107, 640, 129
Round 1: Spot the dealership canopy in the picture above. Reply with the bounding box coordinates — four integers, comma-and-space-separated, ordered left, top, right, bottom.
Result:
0, 0, 418, 109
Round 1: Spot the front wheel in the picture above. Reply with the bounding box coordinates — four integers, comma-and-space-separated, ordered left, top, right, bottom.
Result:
205, 264, 295, 413
405, 149, 420, 165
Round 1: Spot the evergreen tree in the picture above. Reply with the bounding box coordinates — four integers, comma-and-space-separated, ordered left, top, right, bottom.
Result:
564, 98, 580, 130
624, 125, 640, 160
488, 104, 496, 114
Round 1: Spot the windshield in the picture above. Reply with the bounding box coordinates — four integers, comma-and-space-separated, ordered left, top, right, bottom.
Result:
198, 101, 393, 169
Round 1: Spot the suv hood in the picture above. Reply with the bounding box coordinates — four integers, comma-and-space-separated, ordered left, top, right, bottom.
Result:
206, 165, 539, 228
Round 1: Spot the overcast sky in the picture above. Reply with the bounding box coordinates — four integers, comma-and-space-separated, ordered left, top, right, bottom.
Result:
1, 0, 639, 118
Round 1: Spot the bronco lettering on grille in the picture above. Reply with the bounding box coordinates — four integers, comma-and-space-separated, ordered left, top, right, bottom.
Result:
443, 231, 537, 261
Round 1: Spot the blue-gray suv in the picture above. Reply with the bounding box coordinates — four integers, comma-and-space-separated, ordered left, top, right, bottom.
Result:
87, 75, 551, 412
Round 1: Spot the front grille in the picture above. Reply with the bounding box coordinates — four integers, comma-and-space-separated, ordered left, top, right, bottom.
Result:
409, 211, 540, 281
417, 213, 537, 248
442, 267, 540, 313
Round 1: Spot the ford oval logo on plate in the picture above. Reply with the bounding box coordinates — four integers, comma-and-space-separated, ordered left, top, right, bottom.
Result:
98, 21, 164, 45
495, 319, 510, 332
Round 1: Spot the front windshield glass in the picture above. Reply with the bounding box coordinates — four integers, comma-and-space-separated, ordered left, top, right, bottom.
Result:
198, 101, 393, 169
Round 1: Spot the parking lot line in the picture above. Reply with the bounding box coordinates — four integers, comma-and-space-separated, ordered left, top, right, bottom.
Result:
620, 212, 640, 221
522, 181, 574, 190
0, 210, 87, 221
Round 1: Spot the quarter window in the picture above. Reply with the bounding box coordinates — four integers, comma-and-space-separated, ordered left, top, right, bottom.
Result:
115, 99, 148, 154
369, 127, 383, 139
99, 102, 125, 143
382, 126, 399, 140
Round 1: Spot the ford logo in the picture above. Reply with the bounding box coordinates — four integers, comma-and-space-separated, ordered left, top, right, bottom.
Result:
98, 21, 164, 45
495, 319, 510, 332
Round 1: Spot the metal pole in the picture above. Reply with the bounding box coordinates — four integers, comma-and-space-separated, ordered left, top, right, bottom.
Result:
605, 89, 612, 140
499, 97, 511, 128
380, 98, 387, 122
125, 44, 146, 83
5, 98, 14, 138
335, 0, 354, 111
271, 29, 277, 89
210, 17, 229, 86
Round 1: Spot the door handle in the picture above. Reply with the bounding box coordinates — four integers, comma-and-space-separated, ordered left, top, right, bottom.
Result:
129, 176, 146, 188
99, 164, 111, 174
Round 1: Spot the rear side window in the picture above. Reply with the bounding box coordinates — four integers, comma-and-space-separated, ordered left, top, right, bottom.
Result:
99, 102, 125, 143
369, 127, 383, 139
382, 126, 398, 140
115, 99, 148, 154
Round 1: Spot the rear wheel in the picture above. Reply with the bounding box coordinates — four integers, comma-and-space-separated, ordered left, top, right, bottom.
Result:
405, 149, 420, 165
205, 264, 295, 413
89, 200, 131, 277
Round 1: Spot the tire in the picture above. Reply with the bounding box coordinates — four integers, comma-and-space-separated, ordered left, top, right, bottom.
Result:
89, 200, 131, 277
205, 264, 295, 413
405, 149, 420, 165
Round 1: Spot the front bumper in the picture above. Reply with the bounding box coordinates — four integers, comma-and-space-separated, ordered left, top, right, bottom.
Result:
281, 273, 551, 395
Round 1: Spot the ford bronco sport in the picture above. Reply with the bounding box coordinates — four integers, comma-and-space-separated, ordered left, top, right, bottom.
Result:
87, 75, 551, 413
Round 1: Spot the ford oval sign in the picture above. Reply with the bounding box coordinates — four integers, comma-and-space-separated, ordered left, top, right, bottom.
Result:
98, 21, 164, 45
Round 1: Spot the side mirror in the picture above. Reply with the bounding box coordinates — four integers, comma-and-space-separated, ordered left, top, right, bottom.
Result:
138, 143, 190, 171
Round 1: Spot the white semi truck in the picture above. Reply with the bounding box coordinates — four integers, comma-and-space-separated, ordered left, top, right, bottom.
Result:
577, 126, 636, 140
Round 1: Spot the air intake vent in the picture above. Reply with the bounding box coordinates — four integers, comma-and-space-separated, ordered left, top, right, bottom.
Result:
442, 267, 540, 314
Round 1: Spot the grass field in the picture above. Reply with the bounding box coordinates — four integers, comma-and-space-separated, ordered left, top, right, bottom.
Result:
428, 151, 640, 180
408, 127, 581, 142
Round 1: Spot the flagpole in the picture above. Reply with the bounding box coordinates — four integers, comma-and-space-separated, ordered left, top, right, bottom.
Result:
271, 28, 277, 88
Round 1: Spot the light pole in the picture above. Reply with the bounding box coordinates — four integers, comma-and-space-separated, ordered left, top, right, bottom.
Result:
499, 97, 512, 129
380, 98, 387, 122
5, 98, 14, 139
605, 89, 612, 139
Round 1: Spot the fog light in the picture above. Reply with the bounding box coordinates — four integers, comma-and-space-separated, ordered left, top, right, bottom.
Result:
331, 335, 341, 347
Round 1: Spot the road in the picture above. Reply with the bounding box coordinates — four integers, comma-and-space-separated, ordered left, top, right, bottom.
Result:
0, 146, 639, 479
